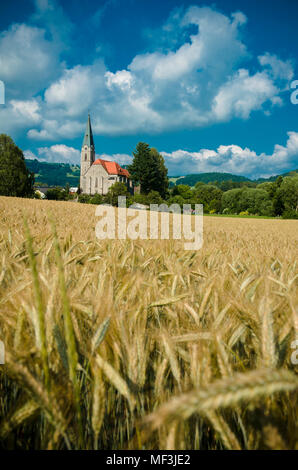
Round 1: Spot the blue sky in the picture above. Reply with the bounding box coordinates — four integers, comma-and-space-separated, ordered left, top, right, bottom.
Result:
0, 0, 297, 178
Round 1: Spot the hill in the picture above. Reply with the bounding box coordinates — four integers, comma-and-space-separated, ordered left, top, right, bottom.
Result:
173, 172, 250, 186
172, 169, 298, 187
25, 159, 80, 187
256, 169, 298, 183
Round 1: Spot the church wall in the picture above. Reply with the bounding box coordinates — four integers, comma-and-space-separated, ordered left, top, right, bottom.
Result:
81, 166, 133, 195
83, 164, 108, 195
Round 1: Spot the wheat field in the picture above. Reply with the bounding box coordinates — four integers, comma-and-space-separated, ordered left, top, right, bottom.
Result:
0, 196, 297, 450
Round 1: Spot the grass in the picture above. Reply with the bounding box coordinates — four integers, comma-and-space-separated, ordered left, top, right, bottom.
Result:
0, 196, 297, 450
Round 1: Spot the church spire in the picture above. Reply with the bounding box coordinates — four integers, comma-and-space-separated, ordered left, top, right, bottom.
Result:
82, 113, 94, 148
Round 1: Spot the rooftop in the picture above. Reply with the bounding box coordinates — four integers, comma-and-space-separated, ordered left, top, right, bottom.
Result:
93, 158, 130, 177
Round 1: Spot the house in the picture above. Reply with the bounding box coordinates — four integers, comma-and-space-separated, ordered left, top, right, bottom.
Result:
69, 187, 78, 194
80, 114, 133, 195
34, 189, 46, 199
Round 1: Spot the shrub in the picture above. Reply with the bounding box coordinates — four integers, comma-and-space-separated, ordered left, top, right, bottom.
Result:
89, 193, 103, 205
78, 194, 91, 204
46, 188, 66, 201
282, 208, 298, 219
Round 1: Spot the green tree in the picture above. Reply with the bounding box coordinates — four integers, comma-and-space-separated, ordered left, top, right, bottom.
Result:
146, 190, 164, 205
105, 182, 129, 206
193, 184, 223, 213
222, 188, 244, 214
0, 134, 34, 197
128, 143, 168, 197
78, 194, 91, 204
222, 187, 273, 216
278, 175, 298, 218
150, 148, 169, 198
46, 187, 67, 200
89, 193, 103, 205
172, 184, 193, 201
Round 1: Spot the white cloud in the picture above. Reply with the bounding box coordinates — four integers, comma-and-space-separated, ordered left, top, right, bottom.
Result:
258, 53, 294, 82
212, 69, 279, 121
25, 144, 80, 163
24, 5, 293, 140
27, 119, 83, 140
0, 98, 43, 136
100, 153, 132, 166
10, 99, 41, 122
161, 131, 298, 178
45, 62, 106, 116
0, 23, 61, 98
105, 70, 134, 90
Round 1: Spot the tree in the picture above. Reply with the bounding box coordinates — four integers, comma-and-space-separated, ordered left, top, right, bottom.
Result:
105, 182, 129, 206
89, 193, 103, 205
146, 190, 164, 205
0, 134, 34, 197
128, 143, 168, 197
269, 176, 284, 216
46, 187, 67, 200
278, 175, 298, 217
222, 187, 273, 216
222, 188, 243, 214
172, 184, 193, 201
150, 148, 169, 198
193, 184, 223, 213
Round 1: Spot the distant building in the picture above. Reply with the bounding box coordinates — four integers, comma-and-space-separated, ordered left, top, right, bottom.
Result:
69, 187, 78, 194
35, 186, 51, 196
80, 114, 133, 195
34, 189, 46, 199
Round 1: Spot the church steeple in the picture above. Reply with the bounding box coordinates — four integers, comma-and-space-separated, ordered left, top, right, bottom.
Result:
80, 113, 95, 191
82, 113, 94, 148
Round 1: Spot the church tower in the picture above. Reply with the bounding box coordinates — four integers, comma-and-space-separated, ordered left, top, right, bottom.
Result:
80, 114, 95, 190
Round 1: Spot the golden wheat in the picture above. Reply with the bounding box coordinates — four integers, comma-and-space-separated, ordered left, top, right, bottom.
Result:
0, 196, 297, 450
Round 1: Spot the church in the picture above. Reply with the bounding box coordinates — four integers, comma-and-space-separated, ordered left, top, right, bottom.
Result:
80, 114, 133, 195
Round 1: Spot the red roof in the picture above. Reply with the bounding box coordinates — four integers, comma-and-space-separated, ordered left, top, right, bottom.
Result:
93, 158, 130, 177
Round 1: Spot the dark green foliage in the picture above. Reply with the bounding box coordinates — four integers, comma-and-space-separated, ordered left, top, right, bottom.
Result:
89, 193, 103, 205
175, 172, 250, 187
128, 143, 168, 197
172, 184, 193, 201
46, 187, 67, 201
194, 184, 223, 213
25, 159, 80, 187
146, 190, 164, 205
277, 176, 298, 214
104, 182, 129, 206
127, 190, 164, 207
0, 134, 34, 197
78, 194, 91, 204
222, 188, 274, 216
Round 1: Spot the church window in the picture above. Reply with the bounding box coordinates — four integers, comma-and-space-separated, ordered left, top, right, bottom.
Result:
85, 154, 87, 161
95, 177, 98, 187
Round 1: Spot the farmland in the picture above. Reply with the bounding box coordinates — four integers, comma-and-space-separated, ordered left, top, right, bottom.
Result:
0, 196, 297, 449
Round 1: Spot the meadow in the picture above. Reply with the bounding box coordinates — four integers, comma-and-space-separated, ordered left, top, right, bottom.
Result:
0, 196, 297, 450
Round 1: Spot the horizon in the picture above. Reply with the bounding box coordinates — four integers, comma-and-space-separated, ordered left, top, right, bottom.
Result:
0, 0, 298, 178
